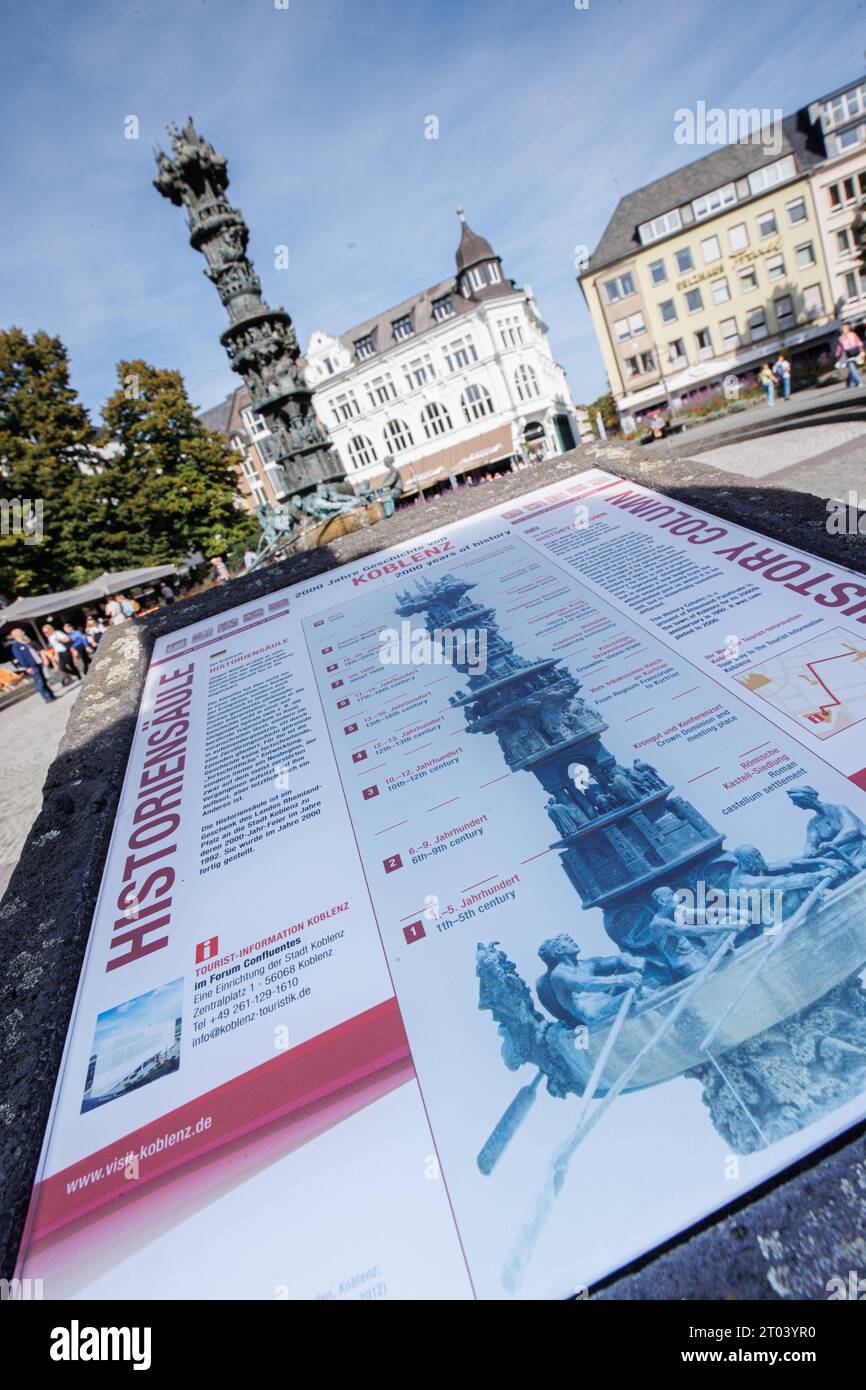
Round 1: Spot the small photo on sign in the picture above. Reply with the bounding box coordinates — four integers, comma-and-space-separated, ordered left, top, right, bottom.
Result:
81, 979, 183, 1114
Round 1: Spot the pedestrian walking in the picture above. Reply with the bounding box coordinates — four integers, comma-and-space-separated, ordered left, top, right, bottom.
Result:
774, 351, 792, 401
835, 322, 864, 388
63, 621, 94, 674
41, 623, 82, 684
8, 627, 56, 702
758, 362, 778, 405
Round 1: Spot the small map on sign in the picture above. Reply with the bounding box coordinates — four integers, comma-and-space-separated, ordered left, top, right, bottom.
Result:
735, 627, 866, 740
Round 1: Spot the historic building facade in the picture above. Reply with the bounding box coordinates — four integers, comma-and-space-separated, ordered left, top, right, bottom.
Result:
204, 213, 587, 512
579, 104, 844, 423
809, 76, 866, 329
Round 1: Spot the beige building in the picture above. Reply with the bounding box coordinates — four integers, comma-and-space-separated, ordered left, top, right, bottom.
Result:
809, 76, 866, 327
580, 110, 839, 422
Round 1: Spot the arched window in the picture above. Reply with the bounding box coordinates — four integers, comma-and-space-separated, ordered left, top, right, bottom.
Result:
514, 364, 540, 401
461, 383, 494, 422
420, 401, 453, 438
383, 418, 414, 453
346, 435, 378, 470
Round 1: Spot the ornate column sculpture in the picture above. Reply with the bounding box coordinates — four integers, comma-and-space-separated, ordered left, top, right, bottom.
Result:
153, 119, 347, 503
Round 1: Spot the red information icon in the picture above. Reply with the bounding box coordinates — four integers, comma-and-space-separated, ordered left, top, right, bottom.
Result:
403, 921, 426, 945
196, 936, 219, 964
362, 785, 379, 800
383, 854, 403, 874
352, 749, 367, 763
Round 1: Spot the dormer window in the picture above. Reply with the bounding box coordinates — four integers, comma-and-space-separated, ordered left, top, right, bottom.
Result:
464, 266, 487, 293
354, 334, 376, 360
392, 314, 414, 341
638, 208, 682, 245
432, 295, 454, 321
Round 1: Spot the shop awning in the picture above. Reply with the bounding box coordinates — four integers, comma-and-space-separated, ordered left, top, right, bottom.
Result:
0, 565, 178, 626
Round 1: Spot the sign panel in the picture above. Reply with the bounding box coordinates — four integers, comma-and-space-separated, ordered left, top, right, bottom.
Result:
17, 468, 866, 1299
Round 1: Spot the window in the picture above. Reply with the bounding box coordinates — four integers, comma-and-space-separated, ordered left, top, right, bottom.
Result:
786, 197, 808, 226
738, 266, 759, 292
354, 334, 376, 360
241, 407, 269, 439
465, 266, 487, 292
711, 277, 731, 304
774, 295, 795, 329
321, 356, 336, 376
667, 338, 687, 366
838, 126, 865, 151
765, 254, 786, 281
757, 210, 778, 238
404, 354, 437, 389
366, 374, 398, 407
615, 311, 646, 340
837, 229, 853, 255
499, 315, 524, 348
420, 401, 452, 438
659, 298, 678, 323
728, 223, 749, 252
514, 364, 541, 401
638, 209, 682, 244
845, 270, 866, 300
487, 261, 502, 284
844, 176, 858, 201
695, 328, 713, 360
332, 391, 361, 423
720, 317, 741, 350
685, 288, 703, 314
675, 247, 694, 273
746, 155, 795, 195
701, 235, 722, 264
796, 242, 816, 269
603, 272, 636, 303
803, 285, 824, 319
444, 337, 478, 371
747, 307, 768, 341
693, 184, 735, 219
384, 418, 413, 452
821, 83, 866, 129
625, 351, 656, 377
392, 314, 414, 342
649, 259, 667, 284
461, 383, 494, 421
432, 295, 454, 321
347, 435, 377, 469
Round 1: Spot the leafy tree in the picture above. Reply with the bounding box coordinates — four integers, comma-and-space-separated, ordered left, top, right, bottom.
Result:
580, 389, 620, 435
90, 360, 253, 572
0, 328, 96, 597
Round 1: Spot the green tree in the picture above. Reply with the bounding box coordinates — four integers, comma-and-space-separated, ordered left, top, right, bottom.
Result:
0, 327, 96, 597
91, 360, 253, 572
579, 389, 620, 435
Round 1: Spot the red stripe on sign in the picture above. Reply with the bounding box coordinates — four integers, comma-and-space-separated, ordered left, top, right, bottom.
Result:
25, 999, 409, 1244
849, 767, 866, 793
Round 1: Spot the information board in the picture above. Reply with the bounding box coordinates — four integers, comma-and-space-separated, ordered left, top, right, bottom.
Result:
18, 467, 866, 1299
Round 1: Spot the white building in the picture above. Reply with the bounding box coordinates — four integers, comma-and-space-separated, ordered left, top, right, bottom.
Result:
207, 212, 587, 511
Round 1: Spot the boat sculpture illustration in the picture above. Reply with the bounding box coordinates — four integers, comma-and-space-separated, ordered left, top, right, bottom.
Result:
396, 573, 866, 1251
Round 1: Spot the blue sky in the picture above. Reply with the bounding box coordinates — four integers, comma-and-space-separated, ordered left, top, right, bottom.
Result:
0, 0, 862, 418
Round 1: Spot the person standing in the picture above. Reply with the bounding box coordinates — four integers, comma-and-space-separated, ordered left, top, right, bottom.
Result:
105, 595, 123, 626
84, 615, 103, 644
9, 628, 56, 702
210, 555, 230, 585
42, 623, 81, 684
63, 621, 94, 674
835, 322, 864, 388
159, 581, 175, 605
758, 362, 777, 405
243, 548, 257, 571
774, 351, 791, 401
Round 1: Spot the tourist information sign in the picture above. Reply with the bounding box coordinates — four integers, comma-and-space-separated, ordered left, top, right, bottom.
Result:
17, 468, 866, 1299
